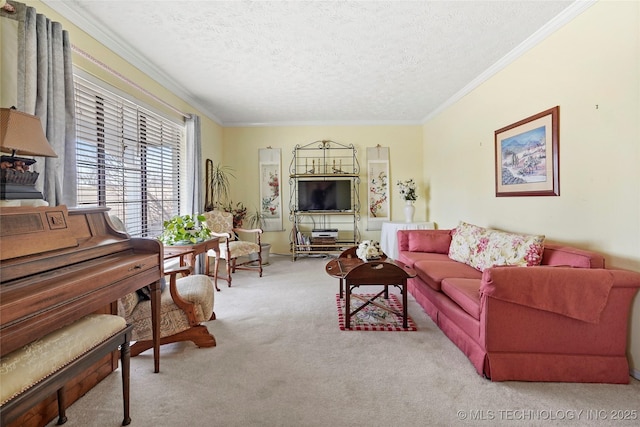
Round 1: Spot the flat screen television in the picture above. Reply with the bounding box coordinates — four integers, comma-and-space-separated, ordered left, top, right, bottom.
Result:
297, 179, 351, 212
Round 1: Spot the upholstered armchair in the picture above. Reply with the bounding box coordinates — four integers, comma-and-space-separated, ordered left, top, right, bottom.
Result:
203, 210, 263, 289
110, 216, 216, 356
118, 267, 216, 356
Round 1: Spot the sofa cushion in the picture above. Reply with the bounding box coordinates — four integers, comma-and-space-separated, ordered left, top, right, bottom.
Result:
441, 278, 482, 320
414, 260, 482, 291
407, 229, 452, 253
448, 221, 545, 271
399, 251, 450, 268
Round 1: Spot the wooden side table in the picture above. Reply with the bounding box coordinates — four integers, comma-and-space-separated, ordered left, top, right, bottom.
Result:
163, 238, 221, 290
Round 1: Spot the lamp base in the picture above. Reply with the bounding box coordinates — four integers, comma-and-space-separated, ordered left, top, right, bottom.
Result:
0, 182, 43, 200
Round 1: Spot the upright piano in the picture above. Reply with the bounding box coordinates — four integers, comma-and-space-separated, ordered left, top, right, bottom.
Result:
1, 205, 163, 381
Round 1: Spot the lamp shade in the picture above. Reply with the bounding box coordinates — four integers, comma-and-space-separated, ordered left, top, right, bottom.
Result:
0, 108, 58, 158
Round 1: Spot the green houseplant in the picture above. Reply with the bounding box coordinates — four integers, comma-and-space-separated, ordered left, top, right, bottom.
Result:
246, 207, 265, 230
205, 162, 234, 211
204, 162, 247, 227
158, 213, 211, 245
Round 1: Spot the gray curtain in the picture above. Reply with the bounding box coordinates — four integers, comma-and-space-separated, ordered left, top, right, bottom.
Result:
185, 113, 203, 215
185, 113, 205, 272
14, 2, 76, 206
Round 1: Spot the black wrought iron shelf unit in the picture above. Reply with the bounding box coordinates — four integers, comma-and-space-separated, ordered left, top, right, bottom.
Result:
289, 140, 360, 260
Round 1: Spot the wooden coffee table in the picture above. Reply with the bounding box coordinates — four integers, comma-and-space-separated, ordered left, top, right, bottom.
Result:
325, 257, 416, 329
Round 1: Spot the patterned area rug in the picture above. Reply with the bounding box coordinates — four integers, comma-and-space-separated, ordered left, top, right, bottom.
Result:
336, 293, 417, 331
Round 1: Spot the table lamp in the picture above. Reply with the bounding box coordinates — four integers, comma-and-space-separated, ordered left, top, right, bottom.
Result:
0, 107, 58, 200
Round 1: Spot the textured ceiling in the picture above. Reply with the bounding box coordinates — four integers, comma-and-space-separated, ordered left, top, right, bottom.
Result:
44, 0, 588, 126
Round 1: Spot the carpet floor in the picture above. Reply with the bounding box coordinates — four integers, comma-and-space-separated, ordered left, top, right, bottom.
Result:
47, 254, 640, 427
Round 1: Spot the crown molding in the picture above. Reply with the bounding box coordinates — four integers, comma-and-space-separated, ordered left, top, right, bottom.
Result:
223, 119, 424, 128
421, 0, 597, 124
44, 0, 595, 128
42, 0, 223, 125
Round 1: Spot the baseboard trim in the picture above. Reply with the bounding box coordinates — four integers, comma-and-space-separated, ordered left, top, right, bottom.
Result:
631, 367, 640, 381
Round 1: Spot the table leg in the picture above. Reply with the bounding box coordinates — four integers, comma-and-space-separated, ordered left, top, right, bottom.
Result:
345, 285, 351, 329
402, 281, 408, 329
184, 252, 196, 273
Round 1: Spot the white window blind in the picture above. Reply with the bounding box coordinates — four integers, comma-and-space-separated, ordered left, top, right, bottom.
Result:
73, 76, 183, 238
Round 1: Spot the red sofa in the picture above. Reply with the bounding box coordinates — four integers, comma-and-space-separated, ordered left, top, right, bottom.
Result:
397, 227, 640, 383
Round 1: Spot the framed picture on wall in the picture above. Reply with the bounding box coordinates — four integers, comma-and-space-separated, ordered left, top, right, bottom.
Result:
366, 146, 390, 230
259, 148, 283, 231
494, 106, 560, 197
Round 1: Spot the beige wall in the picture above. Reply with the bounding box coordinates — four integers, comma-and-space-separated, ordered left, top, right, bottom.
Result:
222, 125, 422, 254
423, 0, 640, 374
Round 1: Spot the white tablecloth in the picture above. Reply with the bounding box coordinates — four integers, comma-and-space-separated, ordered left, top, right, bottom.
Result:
380, 221, 435, 260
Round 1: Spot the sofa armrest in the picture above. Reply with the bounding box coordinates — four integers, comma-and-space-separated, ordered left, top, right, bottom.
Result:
542, 243, 605, 268
480, 267, 640, 354
480, 266, 631, 323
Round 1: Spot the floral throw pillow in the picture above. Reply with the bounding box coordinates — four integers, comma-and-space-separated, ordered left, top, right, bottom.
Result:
448, 221, 545, 271
448, 222, 486, 266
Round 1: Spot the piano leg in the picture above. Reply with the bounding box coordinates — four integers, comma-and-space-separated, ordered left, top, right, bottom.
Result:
151, 279, 161, 373
121, 334, 131, 426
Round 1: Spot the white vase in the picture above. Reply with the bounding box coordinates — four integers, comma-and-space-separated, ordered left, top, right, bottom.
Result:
403, 201, 415, 223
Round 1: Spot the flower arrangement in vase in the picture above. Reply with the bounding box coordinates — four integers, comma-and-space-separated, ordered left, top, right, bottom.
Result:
396, 179, 417, 202
397, 179, 418, 222
356, 240, 383, 262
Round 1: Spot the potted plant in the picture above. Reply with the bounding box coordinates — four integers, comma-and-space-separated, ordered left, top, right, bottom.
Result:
246, 207, 265, 230
218, 200, 247, 228
158, 213, 211, 245
204, 162, 249, 227
246, 207, 272, 265
205, 162, 234, 211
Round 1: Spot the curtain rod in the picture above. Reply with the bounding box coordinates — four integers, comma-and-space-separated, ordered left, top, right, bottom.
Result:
71, 44, 189, 119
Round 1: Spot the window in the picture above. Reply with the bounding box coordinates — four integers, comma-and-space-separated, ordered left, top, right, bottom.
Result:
74, 75, 183, 238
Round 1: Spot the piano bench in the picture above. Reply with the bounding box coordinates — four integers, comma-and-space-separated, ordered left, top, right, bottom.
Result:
0, 314, 133, 426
